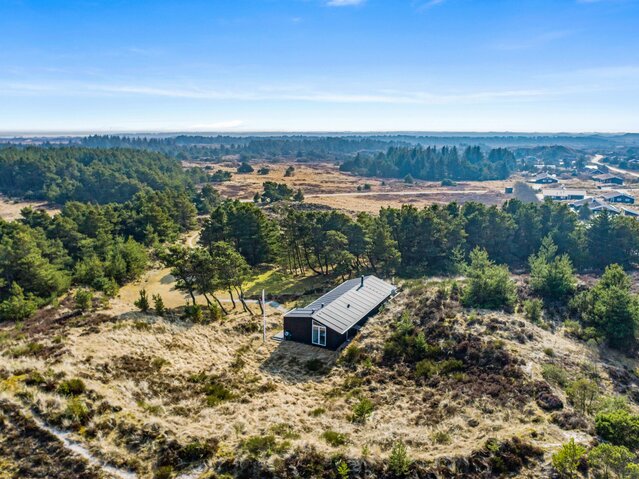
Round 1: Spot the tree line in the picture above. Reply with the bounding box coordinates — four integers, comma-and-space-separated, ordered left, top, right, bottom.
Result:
339, 145, 517, 181
197, 199, 638, 280
0, 146, 204, 204
0, 189, 200, 321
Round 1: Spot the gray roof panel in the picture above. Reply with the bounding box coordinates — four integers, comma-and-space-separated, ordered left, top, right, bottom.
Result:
284, 275, 395, 334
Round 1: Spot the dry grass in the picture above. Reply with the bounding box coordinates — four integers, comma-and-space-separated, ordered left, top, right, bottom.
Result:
189, 160, 525, 213
2, 281, 639, 477
0, 195, 60, 221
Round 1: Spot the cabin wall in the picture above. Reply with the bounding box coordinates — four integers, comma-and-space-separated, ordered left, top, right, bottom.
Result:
326, 329, 347, 350
283, 316, 313, 345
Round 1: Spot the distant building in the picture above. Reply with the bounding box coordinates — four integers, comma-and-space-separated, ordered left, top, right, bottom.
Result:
570, 196, 622, 215
283, 276, 395, 350
543, 188, 586, 201
602, 191, 635, 204
592, 173, 624, 185
622, 208, 639, 217
530, 173, 559, 184
591, 204, 621, 215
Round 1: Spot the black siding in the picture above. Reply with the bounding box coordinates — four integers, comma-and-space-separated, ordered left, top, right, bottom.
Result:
283, 316, 346, 350
284, 316, 313, 346
283, 300, 389, 351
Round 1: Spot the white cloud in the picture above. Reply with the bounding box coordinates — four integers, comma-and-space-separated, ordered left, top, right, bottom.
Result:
492, 30, 574, 51
186, 120, 244, 130
0, 80, 573, 105
326, 0, 365, 6
413, 0, 447, 12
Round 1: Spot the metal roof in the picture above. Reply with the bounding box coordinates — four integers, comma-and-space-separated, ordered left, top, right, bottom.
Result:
284, 275, 395, 334
593, 173, 622, 181
543, 188, 586, 197
602, 191, 635, 200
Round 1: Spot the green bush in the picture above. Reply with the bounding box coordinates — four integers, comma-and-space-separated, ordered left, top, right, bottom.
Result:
57, 378, 87, 397
74, 288, 93, 312
336, 460, 350, 479
541, 364, 569, 387
415, 358, 463, 379
322, 430, 348, 447
341, 344, 364, 366
242, 434, 290, 458
6, 342, 44, 358
64, 397, 90, 425
432, 430, 452, 445
153, 466, 174, 479
415, 359, 438, 379
204, 382, 234, 407
588, 443, 635, 479
595, 410, 639, 449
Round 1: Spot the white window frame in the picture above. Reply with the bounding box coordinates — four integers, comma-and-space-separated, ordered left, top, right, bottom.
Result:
312, 321, 327, 347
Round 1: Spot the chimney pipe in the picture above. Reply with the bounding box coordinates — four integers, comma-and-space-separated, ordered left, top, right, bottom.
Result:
361, 275, 364, 287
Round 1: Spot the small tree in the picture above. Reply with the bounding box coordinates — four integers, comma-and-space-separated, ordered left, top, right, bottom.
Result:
351, 398, 374, 423
529, 236, 577, 301
293, 189, 304, 202
388, 441, 411, 477
552, 438, 586, 479
522, 298, 543, 323
566, 378, 599, 415
74, 288, 93, 312
134, 289, 150, 313
572, 264, 639, 351
237, 162, 254, 173
0, 283, 37, 322
336, 460, 350, 479
462, 248, 516, 310
588, 443, 635, 479
153, 294, 166, 317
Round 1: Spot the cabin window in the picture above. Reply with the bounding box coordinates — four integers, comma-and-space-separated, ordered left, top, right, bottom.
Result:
312, 322, 326, 347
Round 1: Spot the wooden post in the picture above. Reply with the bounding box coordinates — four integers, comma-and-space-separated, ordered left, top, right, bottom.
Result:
262, 289, 266, 343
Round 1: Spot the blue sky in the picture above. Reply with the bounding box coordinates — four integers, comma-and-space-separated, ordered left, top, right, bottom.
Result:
1, 0, 638, 132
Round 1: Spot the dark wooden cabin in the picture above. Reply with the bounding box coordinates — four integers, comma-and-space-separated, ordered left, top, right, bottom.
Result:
283, 275, 395, 350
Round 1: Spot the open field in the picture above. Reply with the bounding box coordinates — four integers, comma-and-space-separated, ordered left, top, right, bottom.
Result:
0, 195, 60, 221
187, 160, 520, 213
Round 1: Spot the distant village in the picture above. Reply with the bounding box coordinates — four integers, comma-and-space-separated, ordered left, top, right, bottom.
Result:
520, 157, 639, 217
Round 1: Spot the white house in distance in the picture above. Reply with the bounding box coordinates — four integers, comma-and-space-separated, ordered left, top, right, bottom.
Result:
542, 187, 586, 201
